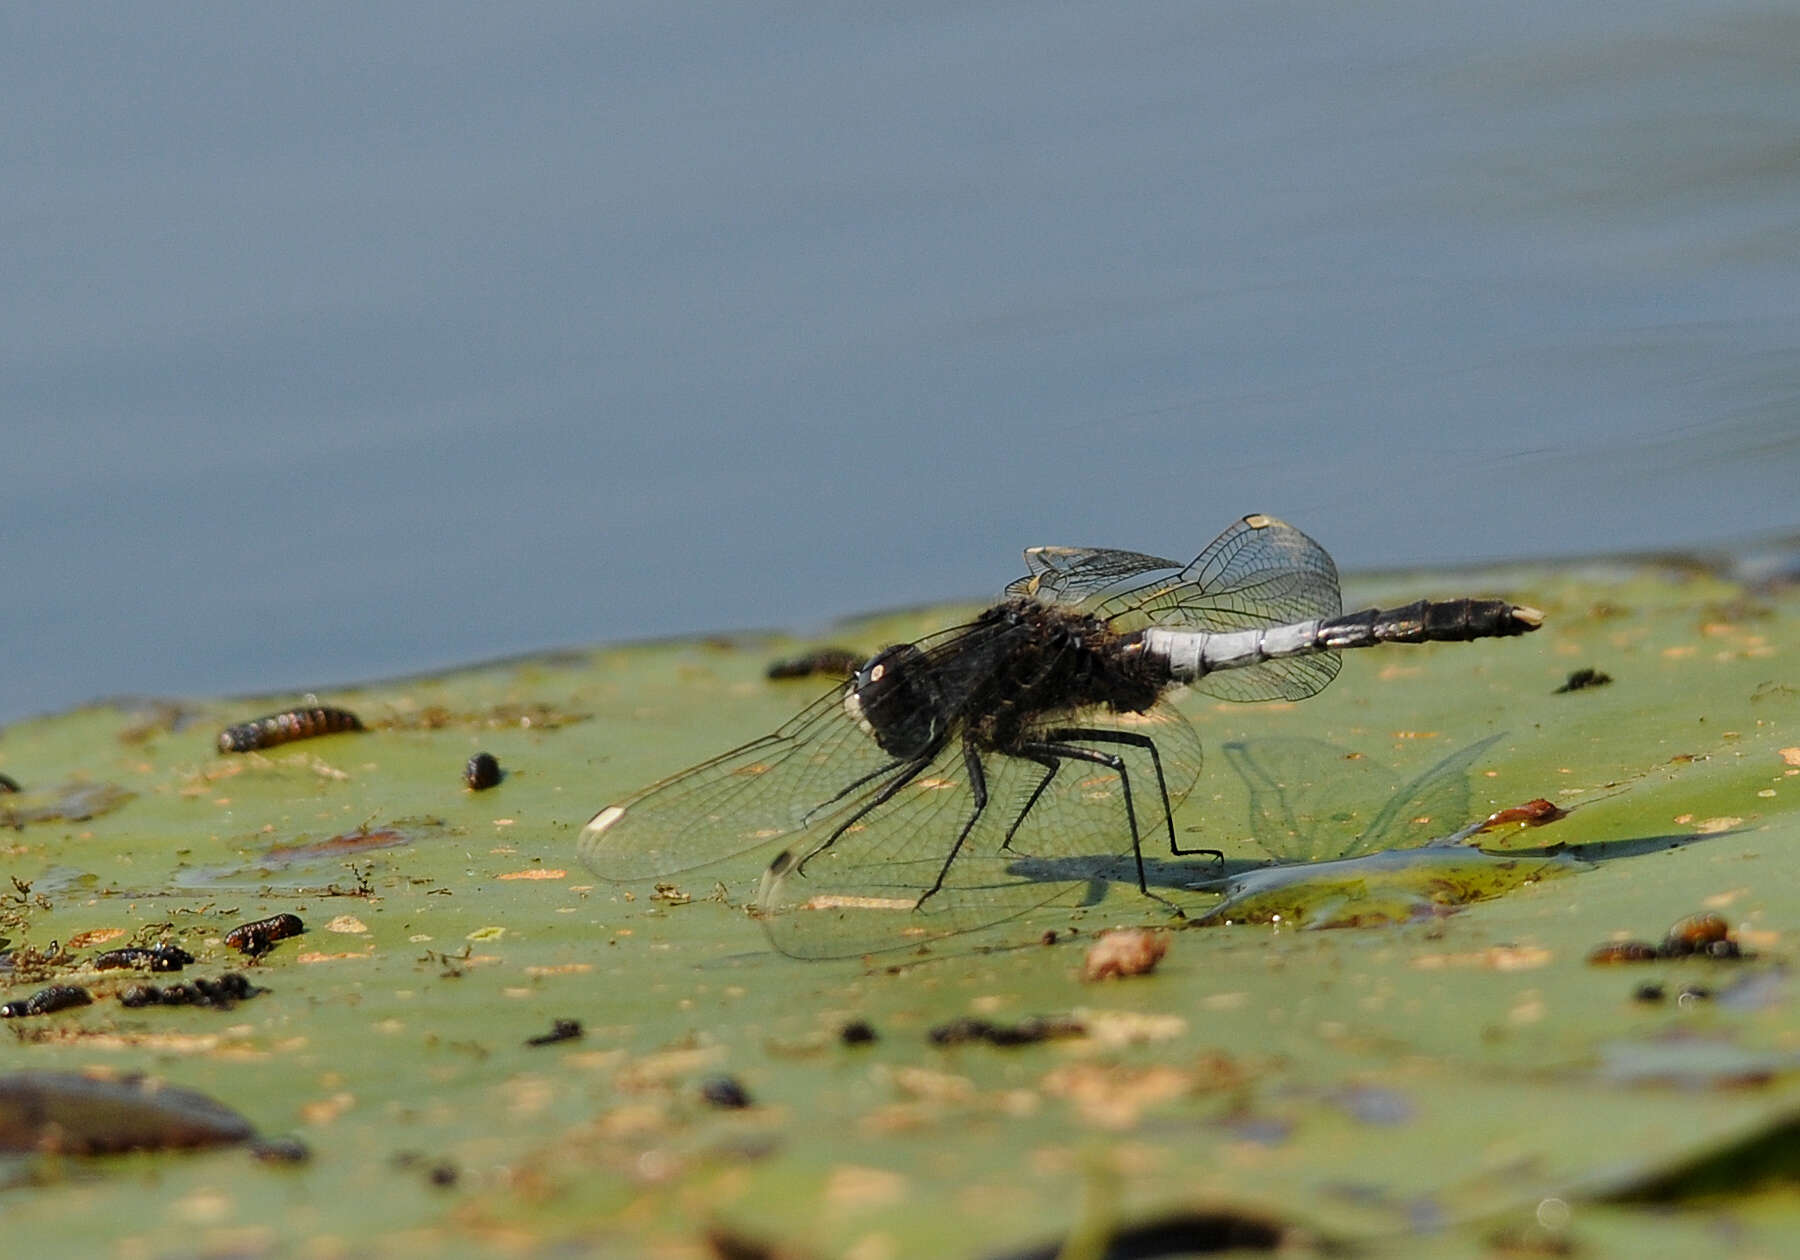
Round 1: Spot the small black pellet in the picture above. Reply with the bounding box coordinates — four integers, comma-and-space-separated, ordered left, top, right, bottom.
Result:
465, 752, 502, 790
699, 1075, 753, 1109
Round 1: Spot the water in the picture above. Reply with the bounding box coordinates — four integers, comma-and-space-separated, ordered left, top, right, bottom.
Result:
4, 2, 1798, 726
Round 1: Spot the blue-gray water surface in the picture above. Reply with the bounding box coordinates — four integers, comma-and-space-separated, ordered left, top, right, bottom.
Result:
4, 3, 1798, 726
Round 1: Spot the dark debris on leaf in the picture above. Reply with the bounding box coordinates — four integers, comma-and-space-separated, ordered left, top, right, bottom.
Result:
249, 1134, 312, 1164
1588, 911, 1749, 966
765, 647, 862, 680
118, 973, 262, 1010
1554, 667, 1613, 693
465, 752, 503, 790
224, 913, 305, 956
928, 1015, 1086, 1048
0, 1071, 255, 1154
700, 1076, 753, 1109
982, 1209, 1299, 1259
1, 985, 93, 1018
93, 944, 195, 973
839, 1019, 878, 1046
525, 1018, 583, 1047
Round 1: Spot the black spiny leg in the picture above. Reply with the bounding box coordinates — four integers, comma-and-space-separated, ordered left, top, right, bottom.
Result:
786, 752, 936, 878
999, 750, 1062, 854
918, 738, 992, 907
1035, 726, 1220, 867
1012, 734, 1180, 914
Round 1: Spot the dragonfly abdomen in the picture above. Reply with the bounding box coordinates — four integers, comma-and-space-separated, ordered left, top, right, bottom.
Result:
1138, 598, 1542, 684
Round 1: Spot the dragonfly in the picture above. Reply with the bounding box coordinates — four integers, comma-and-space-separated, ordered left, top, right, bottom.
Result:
579, 515, 1542, 957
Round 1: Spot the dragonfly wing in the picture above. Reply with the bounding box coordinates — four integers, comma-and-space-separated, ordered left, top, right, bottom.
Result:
1004, 546, 1184, 607
578, 685, 912, 883
758, 701, 1204, 959
1100, 514, 1346, 702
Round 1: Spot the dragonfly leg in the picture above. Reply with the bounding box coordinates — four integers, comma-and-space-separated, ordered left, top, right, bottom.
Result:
917, 738, 991, 908
998, 750, 1061, 854
784, 752, 936, 878
1011, 736, 1177, 914
799, 755, 908, 827
1036, 725, 1208, 854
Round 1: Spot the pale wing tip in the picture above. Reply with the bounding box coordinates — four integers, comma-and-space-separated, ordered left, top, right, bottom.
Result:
583, 804, 627, 838
1511, 604, 1546, 630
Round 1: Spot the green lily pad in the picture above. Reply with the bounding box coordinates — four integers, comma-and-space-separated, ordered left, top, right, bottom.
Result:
0, 555, 1795, 1256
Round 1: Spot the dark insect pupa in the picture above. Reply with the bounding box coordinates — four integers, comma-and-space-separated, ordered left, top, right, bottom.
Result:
217, 707, 365, 754
119, 973, 259, 1009
464, 752, 503, 791
93, 943, 196, 973
1, 984, 94, 1018
224, 913, 305, 955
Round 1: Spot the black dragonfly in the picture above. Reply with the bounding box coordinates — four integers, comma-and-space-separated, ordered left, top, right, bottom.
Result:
579, 515, 1542, 958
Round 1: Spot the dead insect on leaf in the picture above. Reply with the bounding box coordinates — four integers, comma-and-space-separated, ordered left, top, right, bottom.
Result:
525, 1018, 583, 1047
93, 944, 195, 973
1554, 667, 1613, 694
928, 1015, 1086, 1047
224, 913, 305, 956
1476, 798, 1568, 831
217, 706, 365, 754
1, 984, 93, 1018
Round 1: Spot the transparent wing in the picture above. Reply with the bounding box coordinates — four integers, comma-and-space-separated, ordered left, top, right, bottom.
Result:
578, 684, 912, 883
1221, 733, 1503, 862
578, 616, 999, 884
1097, 514, 1343, 630
1107, 514, 1346, 702
757, 702, 1204, 959
1003, 546, 1183, 606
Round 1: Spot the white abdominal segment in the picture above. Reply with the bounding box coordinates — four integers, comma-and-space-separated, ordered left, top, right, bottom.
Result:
1141, 621, 1324, 681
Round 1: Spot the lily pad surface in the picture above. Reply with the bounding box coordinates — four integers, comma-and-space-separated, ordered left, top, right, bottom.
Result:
0, 556, 1796, 1256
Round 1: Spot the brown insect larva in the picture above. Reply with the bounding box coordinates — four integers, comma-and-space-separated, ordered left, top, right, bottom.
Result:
224, 913, 305, 955
1586, 941, 1660, 965
217, 706, 365, 754
1661, 912, 1739, 958
464, 752, 502, 790
1, 984, 94, 1018
93, 943, 196, 972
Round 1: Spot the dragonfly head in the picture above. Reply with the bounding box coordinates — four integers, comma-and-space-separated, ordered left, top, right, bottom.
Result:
843, 643, 944, 758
